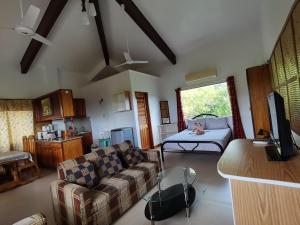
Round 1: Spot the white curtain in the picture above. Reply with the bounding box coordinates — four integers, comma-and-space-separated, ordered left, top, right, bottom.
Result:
0, 100, 34, 152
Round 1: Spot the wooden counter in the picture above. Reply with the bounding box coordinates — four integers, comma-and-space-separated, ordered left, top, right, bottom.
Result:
36, 137, 83, 168
218, 139, 300, 225
218, 139, 300, 188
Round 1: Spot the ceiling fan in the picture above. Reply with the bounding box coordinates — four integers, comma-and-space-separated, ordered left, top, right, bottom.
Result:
114, 4, 149, 68
0, 0, 53, 46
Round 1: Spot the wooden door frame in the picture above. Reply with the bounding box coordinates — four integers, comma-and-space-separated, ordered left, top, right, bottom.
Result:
135, 92, 154, 149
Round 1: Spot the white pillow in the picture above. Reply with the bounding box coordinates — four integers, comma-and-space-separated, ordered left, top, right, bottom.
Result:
187, 118, 206, 130
206, 117, 228, 130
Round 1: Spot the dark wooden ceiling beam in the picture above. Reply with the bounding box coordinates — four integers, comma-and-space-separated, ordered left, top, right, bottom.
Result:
20, 0, 68, 74
115, 0, 176, 64
92, 0, 110, 65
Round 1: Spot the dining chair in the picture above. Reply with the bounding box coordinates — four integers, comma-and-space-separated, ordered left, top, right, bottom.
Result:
20, 136, 40, 180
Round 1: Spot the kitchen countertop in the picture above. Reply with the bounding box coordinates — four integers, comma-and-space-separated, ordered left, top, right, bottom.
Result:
74, 131, 91, 136
36, 136, 82, 143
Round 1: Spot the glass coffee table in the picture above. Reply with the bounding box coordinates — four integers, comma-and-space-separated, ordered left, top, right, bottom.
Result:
143, 167, 197, 224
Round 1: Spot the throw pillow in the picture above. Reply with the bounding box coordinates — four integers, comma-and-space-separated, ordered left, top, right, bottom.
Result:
206, 117, 229, 130
94, 152, 123, 178
187, 118, 206, 130
65, 161, 100, 188
121, 148, 145, 167
192, 123, 205, 135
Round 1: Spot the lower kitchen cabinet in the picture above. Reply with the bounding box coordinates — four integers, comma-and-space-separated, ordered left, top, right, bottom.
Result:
80, 132, 93, 154
36, 137, 83, 168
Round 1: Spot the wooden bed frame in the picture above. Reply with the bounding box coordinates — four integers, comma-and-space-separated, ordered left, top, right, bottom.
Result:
160, 114, 228, 161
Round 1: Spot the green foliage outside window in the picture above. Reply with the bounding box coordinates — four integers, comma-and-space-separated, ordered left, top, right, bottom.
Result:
181, 82, 232, 119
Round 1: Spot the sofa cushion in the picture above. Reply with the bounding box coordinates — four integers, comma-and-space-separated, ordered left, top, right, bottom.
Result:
92, 161, 158, 215
65, 161, 100, 188
94, 152, 123, 178
112, 140, 135, 153
120, 148, 145, 167
206, 117, 229, 130
187, 118, 206, 130
51, 150, 162, 225
58, 141, 133, 180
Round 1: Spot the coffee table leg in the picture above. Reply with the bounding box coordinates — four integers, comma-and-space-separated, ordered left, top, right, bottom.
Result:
183, 168, 190, 218
157, 173, 163, 206
184, 184, 190, 218
185, 206, 190, 218
148, 197, 155, 225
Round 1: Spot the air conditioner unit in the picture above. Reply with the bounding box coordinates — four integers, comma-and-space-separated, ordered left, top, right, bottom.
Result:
185, 69, 217, 83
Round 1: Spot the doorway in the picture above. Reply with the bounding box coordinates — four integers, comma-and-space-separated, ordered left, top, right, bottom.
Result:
135, 92, 154, 149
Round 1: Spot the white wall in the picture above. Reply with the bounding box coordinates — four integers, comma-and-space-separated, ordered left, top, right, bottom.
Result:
56, 69, 89, 97
0, 63, 88, 99
261, 0, 295, 59
77, 71, 138, 144
76, 70, 162, 148
141, 29, 265, 138
129, 70, 161, 147
0, 64, 59, 99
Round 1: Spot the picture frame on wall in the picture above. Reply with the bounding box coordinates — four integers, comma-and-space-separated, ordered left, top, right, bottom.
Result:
41, 97, 53, 116
160, 101, 171, 124
112, 91, 132, 112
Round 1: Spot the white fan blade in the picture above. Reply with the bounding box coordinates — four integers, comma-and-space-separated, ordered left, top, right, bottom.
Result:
124, 52, 132, 62
114, 62, 128, 68
132, 60, 149, 64
21, 5, 40, 29
31, 33, 53, 46
19, 0, 24, 19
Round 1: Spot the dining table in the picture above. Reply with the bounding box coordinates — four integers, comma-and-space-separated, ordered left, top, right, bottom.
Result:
0, 151, 32, 192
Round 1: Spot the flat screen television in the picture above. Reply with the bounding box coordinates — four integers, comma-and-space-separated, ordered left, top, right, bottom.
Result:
267, 91, 294, 160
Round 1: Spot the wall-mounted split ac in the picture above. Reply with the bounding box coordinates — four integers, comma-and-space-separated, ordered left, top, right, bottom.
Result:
185, 69, 217, 83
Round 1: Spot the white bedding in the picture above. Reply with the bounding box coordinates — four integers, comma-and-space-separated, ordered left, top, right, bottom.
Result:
163, 128, 232, 152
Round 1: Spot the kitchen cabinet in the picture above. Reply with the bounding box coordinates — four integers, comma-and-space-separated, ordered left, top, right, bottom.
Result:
73, 98, 87, 118
32, 99, 42, 123
60, 90, 74, 117
63, 138, 84, 159
36, 137, 83, 168
79, 132, 93, 154
36, 142, 54, 168
33, 89, 75, 122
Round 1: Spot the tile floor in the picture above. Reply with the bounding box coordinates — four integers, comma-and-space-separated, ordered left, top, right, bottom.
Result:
0, 152, 234, 225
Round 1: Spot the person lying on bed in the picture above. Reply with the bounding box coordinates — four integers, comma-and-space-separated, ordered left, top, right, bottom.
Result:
192, 122, 205, 135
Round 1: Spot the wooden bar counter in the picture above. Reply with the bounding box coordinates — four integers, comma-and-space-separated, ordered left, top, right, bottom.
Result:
217, 139, 300, 225
36, 137, 83, 169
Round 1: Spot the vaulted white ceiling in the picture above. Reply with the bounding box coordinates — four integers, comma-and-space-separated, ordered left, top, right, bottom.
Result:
0, 0, 263, 74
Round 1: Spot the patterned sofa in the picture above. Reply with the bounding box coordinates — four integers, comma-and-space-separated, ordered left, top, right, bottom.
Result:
50, 141, 161, 225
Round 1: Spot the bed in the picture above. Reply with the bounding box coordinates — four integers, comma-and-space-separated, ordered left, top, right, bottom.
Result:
160, 114, 233, 161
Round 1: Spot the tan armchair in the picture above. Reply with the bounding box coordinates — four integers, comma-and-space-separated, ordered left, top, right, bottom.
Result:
13, 213, 47, 225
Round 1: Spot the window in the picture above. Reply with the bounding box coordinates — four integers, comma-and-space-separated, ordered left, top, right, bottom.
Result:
181, 82, 232, 119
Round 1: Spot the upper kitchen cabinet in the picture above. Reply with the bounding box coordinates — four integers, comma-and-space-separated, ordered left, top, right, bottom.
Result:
60, 90, 75, 117
73, 98, 87, 118
33, 89, 75, 122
